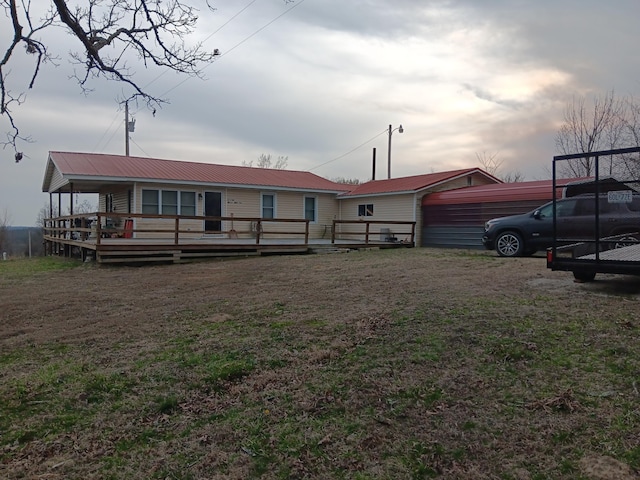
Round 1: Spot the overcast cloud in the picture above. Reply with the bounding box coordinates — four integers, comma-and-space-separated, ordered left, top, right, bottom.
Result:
1, 0, 639, 225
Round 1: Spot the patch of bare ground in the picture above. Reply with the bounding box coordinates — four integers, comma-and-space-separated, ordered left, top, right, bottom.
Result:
1, 248, 640, 479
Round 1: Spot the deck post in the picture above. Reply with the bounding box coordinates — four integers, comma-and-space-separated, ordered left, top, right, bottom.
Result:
174, 217, 180, 245
96, 214, 102, 246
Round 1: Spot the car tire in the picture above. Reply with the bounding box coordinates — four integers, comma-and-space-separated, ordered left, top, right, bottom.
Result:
495, 231, 524, 257
613, 233, 639, 249
573, 271, 596, 282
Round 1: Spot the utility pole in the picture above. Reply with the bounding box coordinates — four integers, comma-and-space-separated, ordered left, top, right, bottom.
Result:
125, 101, 130, 156
387, 124, 404, 179
124, 100, 136, 156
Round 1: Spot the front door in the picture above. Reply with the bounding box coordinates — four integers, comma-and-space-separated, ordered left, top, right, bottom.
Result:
204, 191, 222, 233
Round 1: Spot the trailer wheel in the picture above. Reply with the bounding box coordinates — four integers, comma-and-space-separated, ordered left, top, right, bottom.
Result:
573, 271, 596, 282
496, 231, 523, 257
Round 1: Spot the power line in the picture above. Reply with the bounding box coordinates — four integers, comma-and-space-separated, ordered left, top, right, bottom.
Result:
308, 129, 388, 172
160, 0, 306, 97
96, 0, 306, 156
130, 137, 151, 158
142, 0, 259, 91
91, 110, 121, 152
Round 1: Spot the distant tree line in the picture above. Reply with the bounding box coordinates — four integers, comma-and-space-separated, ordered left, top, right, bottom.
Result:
1, 227, 44, 258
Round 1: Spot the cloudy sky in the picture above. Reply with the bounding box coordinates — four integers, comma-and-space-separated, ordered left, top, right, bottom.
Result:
1, 0, 639, 225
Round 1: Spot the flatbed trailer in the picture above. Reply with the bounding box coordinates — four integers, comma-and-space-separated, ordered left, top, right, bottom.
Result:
546, 146, 640, 282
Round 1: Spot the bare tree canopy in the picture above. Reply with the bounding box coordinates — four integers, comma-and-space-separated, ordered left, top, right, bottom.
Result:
243, 153, 289, 169
1, 0, 222, 154
475, 150, 524, 182
331, 177, 362, 185
554, 90, 640, 177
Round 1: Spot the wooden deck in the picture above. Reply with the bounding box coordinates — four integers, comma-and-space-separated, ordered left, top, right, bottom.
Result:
44, 213, 416, 263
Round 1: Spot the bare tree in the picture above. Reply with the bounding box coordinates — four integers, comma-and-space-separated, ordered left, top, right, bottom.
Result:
36, 202, 60, 227
1, 0, 224, 155
243, 153, 289, 169
0, 207, 11, 254
554, 90, 627, 177
617, 96, 640, 178
476, 151, 502, 176
476, 150, 524, 182
501, 171, 525, 183
331, 177, 362, 185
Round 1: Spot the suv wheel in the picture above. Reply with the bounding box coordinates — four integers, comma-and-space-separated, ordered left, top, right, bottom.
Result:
613, 234, 639, 249
496, 231, 523, 257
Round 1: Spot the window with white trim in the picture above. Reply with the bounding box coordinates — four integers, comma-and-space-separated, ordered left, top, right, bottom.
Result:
142, 189, 197, 215
142, 189, 159, 214
180, 192, 196, 216
304, 196, 317, 222
162, 190, 178, 215
262, 193, 276, 219
358, 204, 374, 216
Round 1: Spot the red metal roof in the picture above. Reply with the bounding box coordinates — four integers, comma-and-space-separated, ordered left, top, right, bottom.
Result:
45, 151, 349, 192
422, 178, 585, 206
339, 168, 499, 197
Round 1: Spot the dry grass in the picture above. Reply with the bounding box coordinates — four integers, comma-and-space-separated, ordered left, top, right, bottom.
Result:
1, 248, 640, 479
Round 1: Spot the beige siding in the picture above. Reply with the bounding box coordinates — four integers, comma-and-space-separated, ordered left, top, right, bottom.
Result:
49, 169, 66, 192
122, 183, 340, 240
337, 194, 416, 241
428, 173, 496, 194
96, 187, 132, 229
255, 191, 339, 239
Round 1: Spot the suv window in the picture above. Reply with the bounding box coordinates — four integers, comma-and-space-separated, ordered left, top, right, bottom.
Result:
556, 199, 578, 217
537, 203, 553, 218
574, 198, 595, 215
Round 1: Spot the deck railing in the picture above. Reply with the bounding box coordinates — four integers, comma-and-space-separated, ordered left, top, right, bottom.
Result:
43, 213, 417, 252
331, 219, 416, 245
44, 212, 310, 246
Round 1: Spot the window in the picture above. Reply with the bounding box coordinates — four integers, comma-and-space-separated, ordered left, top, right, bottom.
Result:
262, 193, 275, 219
180, 192, 196, 216
142, 189, 159, 214
162, 190, 178, 215
358, 204, 374, 217
304, 196, 317, 222
142, 189, 196, 215
105, 193, 114, 213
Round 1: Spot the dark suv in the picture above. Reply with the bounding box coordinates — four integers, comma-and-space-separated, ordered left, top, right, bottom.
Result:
482, 194, 640, 257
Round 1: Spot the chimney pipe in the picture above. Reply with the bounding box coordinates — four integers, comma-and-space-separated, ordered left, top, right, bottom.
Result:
372, 147, 376, 180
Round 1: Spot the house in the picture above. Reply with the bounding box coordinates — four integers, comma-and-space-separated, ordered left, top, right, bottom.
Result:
42, 151, 350, 240
41, 151, 501, 261
337, 169, 502, 245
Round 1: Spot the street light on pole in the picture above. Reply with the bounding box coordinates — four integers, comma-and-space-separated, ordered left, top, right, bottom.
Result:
387, 124, 403, 179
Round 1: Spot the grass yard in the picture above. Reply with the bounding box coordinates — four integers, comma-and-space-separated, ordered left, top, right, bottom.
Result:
1, 249, 639, 479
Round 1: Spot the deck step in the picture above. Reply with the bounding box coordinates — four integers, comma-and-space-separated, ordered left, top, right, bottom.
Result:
310, 247, 352, 254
